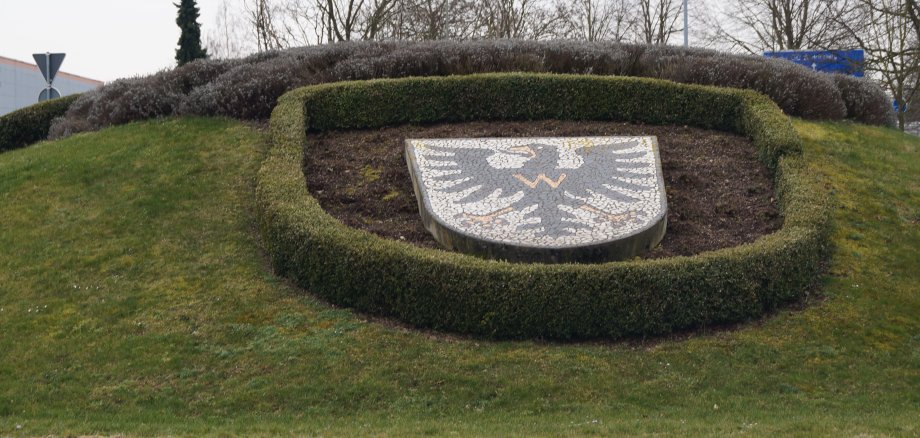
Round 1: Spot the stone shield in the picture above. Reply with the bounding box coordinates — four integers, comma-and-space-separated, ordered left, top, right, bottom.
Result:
405, 137, 668, 263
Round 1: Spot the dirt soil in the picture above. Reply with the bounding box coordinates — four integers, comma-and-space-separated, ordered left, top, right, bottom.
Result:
303, 120, 782, 259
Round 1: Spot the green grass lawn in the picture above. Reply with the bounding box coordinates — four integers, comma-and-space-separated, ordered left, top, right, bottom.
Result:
0, 117, 917, 436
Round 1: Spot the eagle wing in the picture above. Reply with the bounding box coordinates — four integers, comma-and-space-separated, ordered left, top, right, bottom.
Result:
417, 144, 526, 206
560, 138, 660, 224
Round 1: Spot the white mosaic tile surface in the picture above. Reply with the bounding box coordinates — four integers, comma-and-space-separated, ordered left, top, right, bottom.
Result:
406, 136, 667, 248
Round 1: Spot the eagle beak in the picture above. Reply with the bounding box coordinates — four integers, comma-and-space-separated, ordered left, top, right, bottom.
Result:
509, 145, 536, 158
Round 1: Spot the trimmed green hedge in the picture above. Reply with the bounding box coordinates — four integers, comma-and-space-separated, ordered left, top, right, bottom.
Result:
256, 73, 831, 340
0, 94, 80, 153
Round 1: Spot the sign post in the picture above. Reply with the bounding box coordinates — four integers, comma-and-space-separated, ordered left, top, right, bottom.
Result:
683, 0, 688, 47
33, 52, 66, 102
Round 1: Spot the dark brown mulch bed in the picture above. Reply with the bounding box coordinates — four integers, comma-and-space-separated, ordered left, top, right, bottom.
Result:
303, 120, 782, 259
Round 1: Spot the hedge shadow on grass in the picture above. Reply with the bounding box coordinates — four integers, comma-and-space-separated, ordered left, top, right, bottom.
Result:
257, 73, 831, 340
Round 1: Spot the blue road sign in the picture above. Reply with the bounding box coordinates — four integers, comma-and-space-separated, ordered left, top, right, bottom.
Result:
38, 88, 61, 102
33, 52, 66, 103
33, 53, 66, 83
764, 49, 865, 77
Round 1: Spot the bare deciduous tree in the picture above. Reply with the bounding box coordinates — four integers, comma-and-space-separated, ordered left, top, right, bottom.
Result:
473, 0, 564, 39
245, 0, 289, 51
275, 0, 326, 45
307, 0, 401, 42
703, 0, 852, 54
224, 0, 700, 48
562, 0, 633, 42
207, 0, 255, 58
637, 0, 683, 45
316, 0, 365, 41
395, 0, 479, 40
837, 0, 920, 130
850, 0, 920, 37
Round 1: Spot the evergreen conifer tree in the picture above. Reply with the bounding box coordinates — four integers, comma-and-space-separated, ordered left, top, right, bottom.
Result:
175, 0, 208, 66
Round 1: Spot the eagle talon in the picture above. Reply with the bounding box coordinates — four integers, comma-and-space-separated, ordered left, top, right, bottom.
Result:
579, 204, 640, 225
455, 207, 514, 229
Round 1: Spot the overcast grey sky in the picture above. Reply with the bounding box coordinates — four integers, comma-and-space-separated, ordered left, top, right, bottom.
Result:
1, 0, 225, 82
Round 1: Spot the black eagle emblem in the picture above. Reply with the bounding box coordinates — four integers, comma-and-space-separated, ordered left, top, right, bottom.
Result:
415, 138, 659, 238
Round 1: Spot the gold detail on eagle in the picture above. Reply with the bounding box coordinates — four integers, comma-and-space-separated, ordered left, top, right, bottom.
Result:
513, 173, 568, 189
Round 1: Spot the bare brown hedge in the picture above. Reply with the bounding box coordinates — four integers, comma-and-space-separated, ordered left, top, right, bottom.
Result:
50, 40, 891, 139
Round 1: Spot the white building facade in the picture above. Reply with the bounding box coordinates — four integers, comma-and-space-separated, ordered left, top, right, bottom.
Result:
0, 55, 102, 115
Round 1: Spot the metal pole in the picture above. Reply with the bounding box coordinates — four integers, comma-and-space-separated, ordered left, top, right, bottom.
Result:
683, 0, 689, 47
45, 52, 51, 95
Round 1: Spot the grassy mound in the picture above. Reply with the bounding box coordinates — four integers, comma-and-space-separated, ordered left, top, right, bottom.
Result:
257, 73, 829, 339
0, 118, 916, 435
